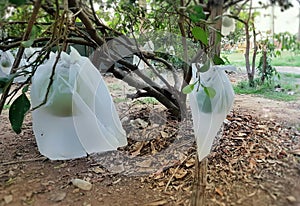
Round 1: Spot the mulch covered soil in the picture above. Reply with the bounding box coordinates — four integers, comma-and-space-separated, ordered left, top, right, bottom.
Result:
0, 105, 299, 206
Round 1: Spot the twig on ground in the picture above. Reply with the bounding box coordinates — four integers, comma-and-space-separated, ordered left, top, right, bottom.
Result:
164, 154, 191, 192
0, 157, 47, 166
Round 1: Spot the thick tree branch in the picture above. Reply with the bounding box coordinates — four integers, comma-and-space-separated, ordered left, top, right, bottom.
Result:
112, 66, 180, 116
68, 0, 105, 47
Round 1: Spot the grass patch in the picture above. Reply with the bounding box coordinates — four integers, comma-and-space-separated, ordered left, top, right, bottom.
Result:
272, 52, 300, 67
114, 97, 128, 103
223, 51, 300, 67
234, 73, 300, 101
3, 104, 10, 110
108, 83, 122, 91
281, 73, 300, 79
135, 97, 159, 105
222, 52, 247, 67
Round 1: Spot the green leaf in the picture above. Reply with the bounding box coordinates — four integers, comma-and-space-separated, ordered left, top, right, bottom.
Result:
203, 86, 216, 98
9, 93, 30, 134
182, 84, 195, 94
189, 5, 206, 23
22, 84, 29, 93
30, 25, 39, 39
213, 55, 225, 65
215, 31, 222, 46
192, 27, 208, 46
9, 0, 27, 6
199, 60, 210, 73
21, 39, 34, 48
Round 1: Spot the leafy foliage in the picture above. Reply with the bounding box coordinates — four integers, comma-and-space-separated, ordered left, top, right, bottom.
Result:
274, 32, 300, 53
256, 53, 280, 85
188, 5, 206, 23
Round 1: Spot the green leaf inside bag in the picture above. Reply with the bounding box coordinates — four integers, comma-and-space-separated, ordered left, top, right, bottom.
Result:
45, 82, 73, 117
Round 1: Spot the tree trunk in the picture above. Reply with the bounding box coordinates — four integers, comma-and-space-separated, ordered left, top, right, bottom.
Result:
261, 50, 267, 84
191, 157, 208, 205
208, 0, 224, 57
243, 0, 255, 87
244, 23, 254, 87
298, 7, 300, 41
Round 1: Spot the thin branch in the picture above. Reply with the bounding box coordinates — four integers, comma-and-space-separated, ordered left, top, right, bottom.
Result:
144, 54, 181, 91
0, 0, 42, 115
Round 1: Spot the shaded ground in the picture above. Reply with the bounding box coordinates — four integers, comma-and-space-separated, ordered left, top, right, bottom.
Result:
0, 70, 300, 206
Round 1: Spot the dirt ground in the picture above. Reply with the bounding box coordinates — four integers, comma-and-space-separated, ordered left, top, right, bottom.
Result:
0, 72, 300, 206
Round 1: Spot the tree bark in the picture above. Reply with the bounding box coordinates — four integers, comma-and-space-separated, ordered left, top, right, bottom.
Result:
261, 50, 267, 83
191, 157, 208, 205
208, 0, 224, 57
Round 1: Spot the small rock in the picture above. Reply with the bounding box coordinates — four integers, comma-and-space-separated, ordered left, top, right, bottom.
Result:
72, 188, 80, 193
286, 196, 296, 203
25, 192, 33, 198
4, 195, 13, 204
71, 179, 92, 191
49, 192, 66, 202
8, 170, 15, 176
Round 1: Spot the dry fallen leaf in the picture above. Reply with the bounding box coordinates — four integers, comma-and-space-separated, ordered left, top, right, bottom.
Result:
249, 158, 257, 169
185, 158, 195, 168
286, 196, 297, 202
91, 167, 106, 174
289, 148, 300, 155
174, 168, 188, 179
4, 195, 13, 204
136, 159, 152, 168
160, 131, 168, 138
215, 187, 224, 196
131, 142, 145, 157
145, 199, 168, 206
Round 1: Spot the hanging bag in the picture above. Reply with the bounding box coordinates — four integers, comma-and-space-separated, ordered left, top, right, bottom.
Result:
189, 64, 235, 161
31, 47, 127, 160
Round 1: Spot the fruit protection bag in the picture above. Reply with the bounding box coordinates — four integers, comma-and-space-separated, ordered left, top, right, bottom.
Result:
0, 50, 14, 77
189, 64, 235, 161
31, 47, 127, 160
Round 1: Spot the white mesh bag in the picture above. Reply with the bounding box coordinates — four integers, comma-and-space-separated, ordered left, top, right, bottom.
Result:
31, 47, 127, 160
189, 64, 235, 161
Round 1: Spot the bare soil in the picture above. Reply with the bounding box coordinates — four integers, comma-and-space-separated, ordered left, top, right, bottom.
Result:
0, 74, 300, 206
